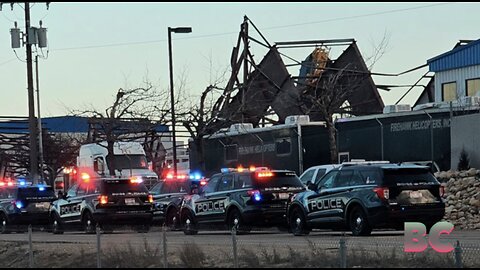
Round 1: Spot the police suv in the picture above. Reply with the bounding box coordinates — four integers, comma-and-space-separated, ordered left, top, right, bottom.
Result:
150, 172, 207, 229
50, 174, 154, 234
179, 167, 305, 235
0, 180, 56, 233
287, 163, 446, 236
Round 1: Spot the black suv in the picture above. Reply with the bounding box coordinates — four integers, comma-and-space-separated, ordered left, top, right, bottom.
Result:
179, 168, 305, 235
50, 176, 154, 234
287, 163, 446, 236
0, 182, 56, 233
150, 175, 207, 229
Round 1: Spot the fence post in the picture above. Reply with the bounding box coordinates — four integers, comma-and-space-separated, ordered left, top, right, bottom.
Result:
231, 225, 238, 268
339, 233, 347, 268
28, 224, 33, 268
96, 225, 101, 268
162, 225, 168, 268
454, 240, 463, 268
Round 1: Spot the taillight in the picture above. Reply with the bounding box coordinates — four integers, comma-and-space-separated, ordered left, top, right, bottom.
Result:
200, 180, 207, 186
130, 176, 143, 184
99, 195, 108, 205
247, 190, 262, 202
256, 172, 273, 178
439, 185, 446, 198
148, 194, 154, 203
373, 187, 390, 200
12, 200, 23, 209
81, 173, 90, 183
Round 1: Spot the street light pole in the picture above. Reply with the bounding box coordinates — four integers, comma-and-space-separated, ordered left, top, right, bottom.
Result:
167, 26, 192, 175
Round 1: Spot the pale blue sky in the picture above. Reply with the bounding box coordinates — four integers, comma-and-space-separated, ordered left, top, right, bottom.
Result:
1, 2, 479, 117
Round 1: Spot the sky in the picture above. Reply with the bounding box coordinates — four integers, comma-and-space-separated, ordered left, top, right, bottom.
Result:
1, 2, 479, 118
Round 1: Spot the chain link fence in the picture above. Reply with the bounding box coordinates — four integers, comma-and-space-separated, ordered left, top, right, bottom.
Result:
0, 225, 479, 268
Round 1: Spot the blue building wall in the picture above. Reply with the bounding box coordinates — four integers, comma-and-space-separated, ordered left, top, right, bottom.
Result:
428, 39, 480, 72
0, 116, 168, 134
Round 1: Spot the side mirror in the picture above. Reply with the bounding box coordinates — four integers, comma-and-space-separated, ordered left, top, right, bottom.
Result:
190, 184, 199, 195
59, 191, 67, 200
307, 182, 318, 192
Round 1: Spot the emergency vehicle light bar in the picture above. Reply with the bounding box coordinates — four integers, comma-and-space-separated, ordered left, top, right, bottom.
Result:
221, 166, 270, 173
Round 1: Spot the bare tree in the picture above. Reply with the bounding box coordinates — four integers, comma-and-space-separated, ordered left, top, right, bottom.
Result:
363, 29, 391, 70
300, 65, 369, 163
42, 133, 84, 185
72, 79, 170, 176
177, 62, 227, 169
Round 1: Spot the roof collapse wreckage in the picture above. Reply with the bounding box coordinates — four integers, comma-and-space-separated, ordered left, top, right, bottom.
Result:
204, 16, 384, 135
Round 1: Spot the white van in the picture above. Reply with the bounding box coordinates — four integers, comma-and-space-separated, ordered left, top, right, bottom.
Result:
299, 164, 341, 186
77, 141, 159, 188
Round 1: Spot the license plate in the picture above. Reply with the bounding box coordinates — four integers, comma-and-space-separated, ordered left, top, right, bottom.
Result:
278, 193, 290, 199
35, 202, 49, 209
125, 198, 138, 205
410, 191, 423, 199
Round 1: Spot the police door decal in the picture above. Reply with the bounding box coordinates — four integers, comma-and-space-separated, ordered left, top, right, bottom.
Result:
195, 199, 227, 215
308, 197, 342, 212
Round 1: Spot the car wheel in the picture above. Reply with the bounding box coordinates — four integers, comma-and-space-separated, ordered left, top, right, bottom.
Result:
349, 207, 372, 236
51, 213, 64, 235
166, 208, 179, 231
182, 211, 198, 235
0, 214, 10, 234
290, 208, 310, 236
228, 208, 251, 235
82, 212, 96, 234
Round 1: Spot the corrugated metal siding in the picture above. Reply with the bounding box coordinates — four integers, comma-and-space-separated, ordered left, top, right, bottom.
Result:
429, 40, 480, 72
434, 65, 480, 102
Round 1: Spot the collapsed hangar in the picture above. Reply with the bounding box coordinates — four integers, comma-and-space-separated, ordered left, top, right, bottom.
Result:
204, 18, 384, 134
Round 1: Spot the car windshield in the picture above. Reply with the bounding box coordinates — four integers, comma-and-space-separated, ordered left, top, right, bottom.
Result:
17, 186, 56, 199
101, 180, 149, 195
252, 171, 304, 189
111, 155, 148, 170
382, 168, 440, 186
149, 181, 191, 195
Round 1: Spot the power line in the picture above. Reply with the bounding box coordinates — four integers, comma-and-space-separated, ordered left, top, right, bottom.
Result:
0, 58, 17, 66
48, 3, 454, 52
0, 10, 15, 23
262, 2, 453, 30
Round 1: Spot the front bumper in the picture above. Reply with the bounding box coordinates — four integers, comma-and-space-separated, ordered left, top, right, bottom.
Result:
242, 205, 288, 226
152, 210, 166, 224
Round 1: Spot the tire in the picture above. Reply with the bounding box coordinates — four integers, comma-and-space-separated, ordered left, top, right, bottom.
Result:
82, 211, 96, 234
227, 208, 251, 235
289, 208, 310, 236
182, 211, 198, 235
165, 208, 179, 231
51, 213, 64, 235
0, 214, 10, 234
349, 207, 372, 236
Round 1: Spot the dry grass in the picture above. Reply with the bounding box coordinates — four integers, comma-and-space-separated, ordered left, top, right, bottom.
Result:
0, 239, 477, 268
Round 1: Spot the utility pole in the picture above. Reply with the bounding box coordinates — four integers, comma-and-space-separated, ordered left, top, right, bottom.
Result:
4, 2, 49, 183
25, 2, 39, 183
35, 55, 45, 182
